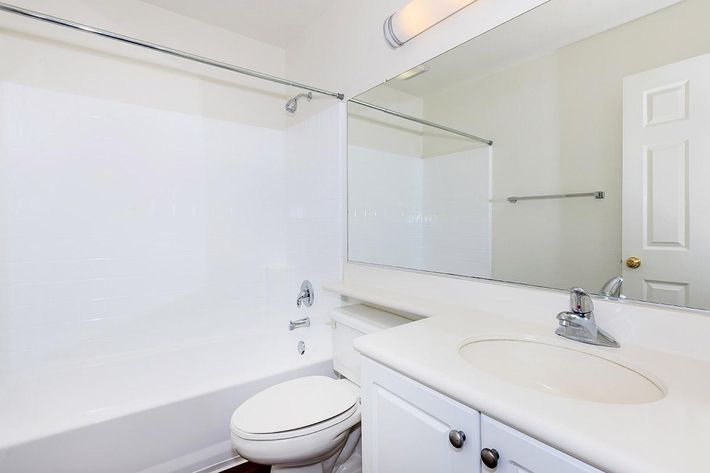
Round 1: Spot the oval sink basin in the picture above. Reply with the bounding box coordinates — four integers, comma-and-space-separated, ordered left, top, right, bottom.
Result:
459, 338, 665, 404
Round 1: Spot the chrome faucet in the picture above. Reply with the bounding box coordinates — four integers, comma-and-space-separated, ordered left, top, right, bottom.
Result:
555, 288, 619, 347
599, 276, 624, 299
296, 280, 314, 308
289, 317, 311, 331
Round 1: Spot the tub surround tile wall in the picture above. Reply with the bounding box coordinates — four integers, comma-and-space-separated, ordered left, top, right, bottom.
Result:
421, 148, 491, 276
284, 104, 346, 321
348, 145, 424, 268
1, 81, 288, 370
0, 2, 345, 470
0, 82, 344, 462
348, 145, 491, 276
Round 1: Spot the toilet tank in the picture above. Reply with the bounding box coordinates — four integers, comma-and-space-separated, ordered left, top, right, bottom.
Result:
331, 304, 410, 385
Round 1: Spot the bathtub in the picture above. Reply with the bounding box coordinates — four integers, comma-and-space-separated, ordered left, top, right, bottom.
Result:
0, 321, 333, 473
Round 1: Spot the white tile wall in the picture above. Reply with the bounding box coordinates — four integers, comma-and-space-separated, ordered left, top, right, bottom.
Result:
0, 3, 345, 469
285, 105, 345, 317
0, 82, 344, 379
348, 145, 423, 268
348, 144, 491, 276
421, 148, 491, 277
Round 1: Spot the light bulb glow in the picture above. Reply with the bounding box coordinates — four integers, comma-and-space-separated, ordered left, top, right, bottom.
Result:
384, 0, 477, 48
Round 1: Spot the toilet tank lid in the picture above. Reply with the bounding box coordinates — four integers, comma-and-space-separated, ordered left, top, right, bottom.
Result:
330, 304, 411, 334
231, 376, 357, 435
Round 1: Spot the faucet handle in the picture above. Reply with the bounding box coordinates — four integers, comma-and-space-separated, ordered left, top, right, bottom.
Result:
296, 280, 314, 308
599, 276, 624, 299
569, 287, 593, 315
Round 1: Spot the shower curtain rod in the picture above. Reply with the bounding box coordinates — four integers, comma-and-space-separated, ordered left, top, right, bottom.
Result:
349, 99, 493, 146
0, 2, 345, 100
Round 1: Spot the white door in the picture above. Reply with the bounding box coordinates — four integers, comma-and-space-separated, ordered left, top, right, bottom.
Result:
480, 416, 601, 473
622, 53, 710, 308
361, 358, 481, 473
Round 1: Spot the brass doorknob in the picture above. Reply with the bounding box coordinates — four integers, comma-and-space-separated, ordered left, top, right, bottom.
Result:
626, 257, 641, 269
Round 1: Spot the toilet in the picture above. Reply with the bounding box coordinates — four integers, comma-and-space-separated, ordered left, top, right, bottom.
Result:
230, 304, 409, 473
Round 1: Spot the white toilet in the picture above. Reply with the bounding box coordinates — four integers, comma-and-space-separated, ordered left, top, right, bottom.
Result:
230, 304, 409, 473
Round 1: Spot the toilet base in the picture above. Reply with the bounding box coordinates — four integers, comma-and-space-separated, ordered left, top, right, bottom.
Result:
271, 464, 323, 473
271, 426, 361, 473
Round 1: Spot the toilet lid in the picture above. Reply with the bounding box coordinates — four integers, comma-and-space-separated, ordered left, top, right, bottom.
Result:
231, 376, 358, 434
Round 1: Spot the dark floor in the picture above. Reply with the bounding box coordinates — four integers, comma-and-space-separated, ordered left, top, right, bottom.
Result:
223, 461, 270, 473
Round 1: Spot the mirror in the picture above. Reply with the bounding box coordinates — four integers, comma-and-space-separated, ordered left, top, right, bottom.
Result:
347, 0, 710, 310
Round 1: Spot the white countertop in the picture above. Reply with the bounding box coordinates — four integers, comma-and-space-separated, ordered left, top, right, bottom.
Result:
353, 306, 710, 473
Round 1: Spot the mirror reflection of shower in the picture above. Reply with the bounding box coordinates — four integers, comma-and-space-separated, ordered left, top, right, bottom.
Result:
285, 91, 312, 113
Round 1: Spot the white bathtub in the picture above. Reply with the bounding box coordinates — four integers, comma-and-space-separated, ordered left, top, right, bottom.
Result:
0, 322, 333, 473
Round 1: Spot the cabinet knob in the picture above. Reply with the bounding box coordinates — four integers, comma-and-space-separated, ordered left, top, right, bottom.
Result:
448, 430, 466, 449
481, 448, 500, 469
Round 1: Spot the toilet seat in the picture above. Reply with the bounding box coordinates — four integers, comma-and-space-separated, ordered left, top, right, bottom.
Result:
231, 376, 359, 441
233, 403, 359, 441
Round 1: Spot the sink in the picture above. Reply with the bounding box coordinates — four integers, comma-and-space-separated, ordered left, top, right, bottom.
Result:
459, 338, 665, 404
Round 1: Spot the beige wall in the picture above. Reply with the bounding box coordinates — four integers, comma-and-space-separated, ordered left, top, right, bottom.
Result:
0, 0, 287, 129
285, 0, 547, 101
349, 86, 424, 158
423, 0, 710, 291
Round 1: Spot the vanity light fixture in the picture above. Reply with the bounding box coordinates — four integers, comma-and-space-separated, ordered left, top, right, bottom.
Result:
384, 0, 478, 48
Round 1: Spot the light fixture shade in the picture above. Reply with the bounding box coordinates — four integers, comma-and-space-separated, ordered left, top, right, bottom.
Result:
384, 0, 477, 48
395, 65, 430, 80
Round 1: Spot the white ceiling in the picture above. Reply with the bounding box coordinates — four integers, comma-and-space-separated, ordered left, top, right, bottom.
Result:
142, 0, 334, 48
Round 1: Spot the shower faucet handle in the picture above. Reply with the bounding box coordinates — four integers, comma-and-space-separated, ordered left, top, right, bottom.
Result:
296, 280, 314, 308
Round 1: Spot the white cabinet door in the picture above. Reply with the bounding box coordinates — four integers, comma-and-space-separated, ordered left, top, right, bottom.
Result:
361, 358, 481, 473
481, 416, 601, 473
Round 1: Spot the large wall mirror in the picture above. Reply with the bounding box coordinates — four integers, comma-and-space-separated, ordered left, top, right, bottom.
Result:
347, 0, 710, 310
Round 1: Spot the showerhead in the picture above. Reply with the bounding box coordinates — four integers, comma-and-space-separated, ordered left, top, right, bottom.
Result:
285, 92, 312, 113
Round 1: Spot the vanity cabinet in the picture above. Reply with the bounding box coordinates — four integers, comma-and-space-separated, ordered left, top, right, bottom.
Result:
361, 358, 602, 473
360, 358, 481, 473
481, 416, 601, 473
